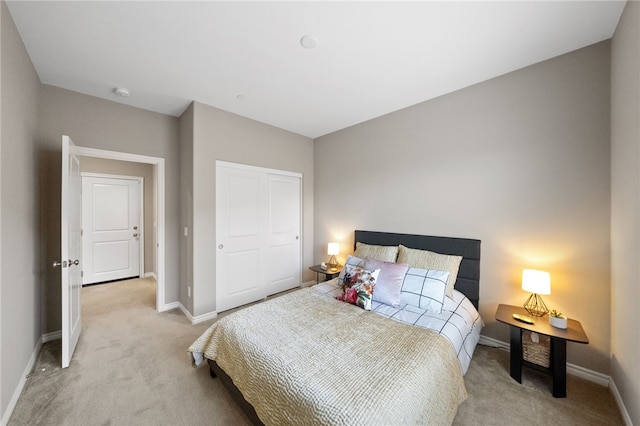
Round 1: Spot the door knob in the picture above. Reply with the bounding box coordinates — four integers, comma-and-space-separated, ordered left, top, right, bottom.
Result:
218, 244, 224, 249
69, 259, 79, 266
133, 233, 138, 237
133, 226, 138, 230
53, 260, 67, 268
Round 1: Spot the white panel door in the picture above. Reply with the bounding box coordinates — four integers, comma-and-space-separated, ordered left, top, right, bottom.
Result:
82, 176, 141, 284
266, 173, 301, 295
215, 166, 268, 312
60, 135, 82, 368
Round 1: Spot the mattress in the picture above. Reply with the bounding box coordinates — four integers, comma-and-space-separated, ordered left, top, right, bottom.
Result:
313, 278, 483, 374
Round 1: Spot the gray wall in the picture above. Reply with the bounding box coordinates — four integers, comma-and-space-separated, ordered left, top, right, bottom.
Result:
315, 41, 611, 374
611, 1, 640, 424
38, 85, 180, 332
0, 0, 41, 418
79, 157, 156, 277
184, 102, 314, 316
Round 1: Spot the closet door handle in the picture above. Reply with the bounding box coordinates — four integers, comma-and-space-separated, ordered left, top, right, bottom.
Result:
218, 244, 224, 249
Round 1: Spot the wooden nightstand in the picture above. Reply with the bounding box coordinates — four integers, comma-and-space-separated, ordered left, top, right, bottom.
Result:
495, 304, 589, 398
308, 264, 342, 282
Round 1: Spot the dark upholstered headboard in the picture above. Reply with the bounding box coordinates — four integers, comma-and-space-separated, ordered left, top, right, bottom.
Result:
354, 230, 481, 309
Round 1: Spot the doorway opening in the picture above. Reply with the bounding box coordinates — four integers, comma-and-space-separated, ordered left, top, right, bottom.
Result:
74, 145, 167, 312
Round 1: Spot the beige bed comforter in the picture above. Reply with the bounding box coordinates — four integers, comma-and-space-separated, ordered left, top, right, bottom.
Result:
189, 288, 467, 425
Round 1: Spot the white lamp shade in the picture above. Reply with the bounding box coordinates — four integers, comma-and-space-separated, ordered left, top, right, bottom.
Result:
327, 243, 339, 256
522, 269, 551, 295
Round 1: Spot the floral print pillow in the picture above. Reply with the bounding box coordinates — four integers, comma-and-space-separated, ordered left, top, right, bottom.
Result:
336, 265, 380, 310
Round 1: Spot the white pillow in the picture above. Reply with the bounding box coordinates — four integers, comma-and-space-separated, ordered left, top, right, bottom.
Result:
397, 245, 462, 299
399, 268, 450, 313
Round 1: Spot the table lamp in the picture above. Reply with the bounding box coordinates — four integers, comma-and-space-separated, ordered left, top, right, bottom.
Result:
327, 243, 340, 271
522, 269, 550, 317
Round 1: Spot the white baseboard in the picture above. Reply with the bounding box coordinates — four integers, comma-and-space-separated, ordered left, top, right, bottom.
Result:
143, 272, 157, 280
479, 335, 509, 349
1, 336, 44, 426
42, 330, 61, 343
478, 334, 630, 423
609, 375, 633, 426
568, 361, 609, 387
176, 302, 217, 324
152, 299, 217, 324
159, 301, 180, 312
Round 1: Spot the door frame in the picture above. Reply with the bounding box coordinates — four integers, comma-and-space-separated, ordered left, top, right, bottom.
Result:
74, 146, 167, 312
81, 172, 145, 283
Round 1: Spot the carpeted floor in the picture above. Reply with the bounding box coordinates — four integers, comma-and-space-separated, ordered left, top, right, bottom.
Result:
8, 277, 624, 425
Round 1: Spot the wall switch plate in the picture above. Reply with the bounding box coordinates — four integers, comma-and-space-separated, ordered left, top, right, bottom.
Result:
184, 226, 188, 237
188, 286, 191, 298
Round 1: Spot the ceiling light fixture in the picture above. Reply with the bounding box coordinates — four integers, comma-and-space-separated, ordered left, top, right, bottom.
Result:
113, 87, 131, 97
300, 34, 318, 49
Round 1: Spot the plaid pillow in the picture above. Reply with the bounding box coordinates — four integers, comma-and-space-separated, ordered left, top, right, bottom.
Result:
399, 268, 450, 313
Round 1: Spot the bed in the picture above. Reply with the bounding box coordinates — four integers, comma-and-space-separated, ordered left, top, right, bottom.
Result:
189, 230, 482, 425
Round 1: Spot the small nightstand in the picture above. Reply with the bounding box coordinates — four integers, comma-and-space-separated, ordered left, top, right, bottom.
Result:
308, 264, 342, 282
495, 304, 589, 398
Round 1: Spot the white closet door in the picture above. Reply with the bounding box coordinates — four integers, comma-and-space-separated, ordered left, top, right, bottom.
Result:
215, 162, 301, 312
266, 173, 301, 295
216, 166, 268, 312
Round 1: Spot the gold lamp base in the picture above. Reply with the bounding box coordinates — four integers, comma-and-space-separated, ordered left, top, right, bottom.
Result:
523, 293, 549, 317
327, 255, 340, 271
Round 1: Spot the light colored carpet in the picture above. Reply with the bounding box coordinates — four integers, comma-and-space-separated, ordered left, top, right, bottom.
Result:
9, 277, 249, 426
455, 341, 624, 425
8, 277, 624, 425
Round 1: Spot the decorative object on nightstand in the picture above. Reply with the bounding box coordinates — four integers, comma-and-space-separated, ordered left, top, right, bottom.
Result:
549, 309, 568, 329
522, 330, 550, 368
327, 243, 340, 271
521, 269, 550, 317
309, 264, 342, 282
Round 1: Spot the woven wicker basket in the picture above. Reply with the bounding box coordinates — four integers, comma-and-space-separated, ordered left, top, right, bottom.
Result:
522, 330, 550, 368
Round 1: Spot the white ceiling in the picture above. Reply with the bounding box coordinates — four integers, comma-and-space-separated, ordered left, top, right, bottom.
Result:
6, 1, 626, 139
